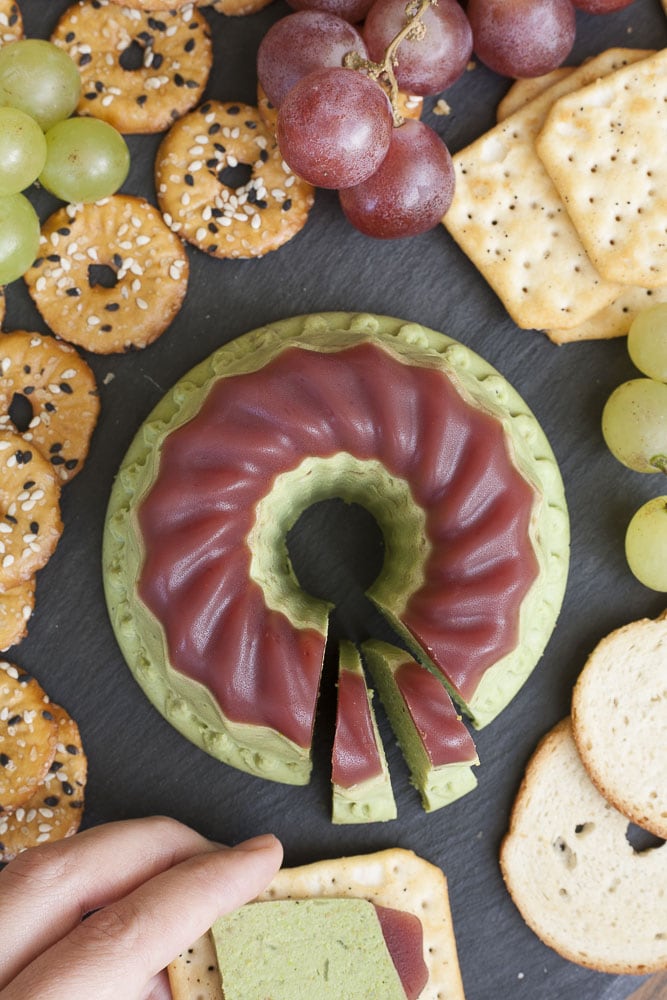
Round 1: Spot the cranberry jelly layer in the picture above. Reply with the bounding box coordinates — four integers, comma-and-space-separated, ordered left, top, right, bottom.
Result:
394, 659, 477, 767
332, 668, 383, 788
376, 904, 429, 1000
138, 341, 538, 745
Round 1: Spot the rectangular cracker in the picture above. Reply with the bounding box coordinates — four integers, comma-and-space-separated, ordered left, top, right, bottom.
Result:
496, 67, 573, 122
546, 283, 667, 344
536, 49, 667, 289
442, 49, 652, 331
167, 848, 465, 1000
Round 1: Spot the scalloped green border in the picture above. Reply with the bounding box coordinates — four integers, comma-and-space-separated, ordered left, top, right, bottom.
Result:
103, 312, 569, 784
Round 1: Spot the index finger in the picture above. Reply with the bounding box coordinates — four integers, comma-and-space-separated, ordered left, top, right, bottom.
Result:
4, 833, 283, 1000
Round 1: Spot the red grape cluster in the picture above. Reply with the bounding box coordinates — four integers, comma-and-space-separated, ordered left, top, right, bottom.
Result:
257, 0, 634, 240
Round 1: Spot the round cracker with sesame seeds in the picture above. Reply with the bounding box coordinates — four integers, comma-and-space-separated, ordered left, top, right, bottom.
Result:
0, 431, 62, 593
0, 0, 22, 45
51, 0, 212, 135
0, 331, 100, 483
24, 196, 189, 354
0, 702, 86, 861
0, 577, 35, 653
155, 100, 314, 260
0, 661, 58, 816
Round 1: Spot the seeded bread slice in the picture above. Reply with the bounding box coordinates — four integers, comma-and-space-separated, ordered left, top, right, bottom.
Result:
571, 610, 667, 839
500, 717, 667, 974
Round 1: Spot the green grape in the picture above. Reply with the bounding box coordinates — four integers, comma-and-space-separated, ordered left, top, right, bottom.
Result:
0, 106, 47, 195
625, 496, 667, 591
39, 118, 130, 204
0, 192, 40, 284
602, 378, 667, 474
627, 303, 667, 383
0, 39, 81, 132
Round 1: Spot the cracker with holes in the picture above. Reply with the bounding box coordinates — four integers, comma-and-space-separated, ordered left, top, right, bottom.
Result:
500, 717, 667, 974
155, 101, 314, 259
24, 196, 189, 354
443, 49, 651, 331
546, 282, 667, 344
0, 661, 57, 815
0, 702, 86, 861
536, 49, 667, 289
168, 849, 465, 1000
0, 431, 62, 593
571, 610, 667, 840
0, 577, 35, 652
0, 331, 100, 482
496, 66, 573, 122
51, 0, 212, 135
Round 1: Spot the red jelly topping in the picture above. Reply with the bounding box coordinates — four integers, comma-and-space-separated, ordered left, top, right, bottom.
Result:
394, 660, 477, 766
138, 342, 538, 745
332, 668, 383, 787
375, 904, 429, 1000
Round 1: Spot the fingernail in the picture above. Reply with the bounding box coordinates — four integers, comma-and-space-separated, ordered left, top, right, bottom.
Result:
235, 834, 281, 853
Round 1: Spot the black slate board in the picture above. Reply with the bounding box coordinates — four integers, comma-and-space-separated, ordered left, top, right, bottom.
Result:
6, 2, 667, 999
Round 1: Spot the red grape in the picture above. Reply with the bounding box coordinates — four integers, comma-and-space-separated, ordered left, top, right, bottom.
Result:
570, 0, 634, 10
466, 0, 576, 78
285, 0, 375, 27
277, 68, 393, 189
339, 119, 455, 238
257, 12, 367, 109
363, 0, 473, 96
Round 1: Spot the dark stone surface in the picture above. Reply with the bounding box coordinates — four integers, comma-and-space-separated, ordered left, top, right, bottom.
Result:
8, 3, 666, 998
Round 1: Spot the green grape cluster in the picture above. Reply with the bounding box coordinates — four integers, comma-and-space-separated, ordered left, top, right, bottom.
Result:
0, 39, 130, 285
602, 303, 667, 591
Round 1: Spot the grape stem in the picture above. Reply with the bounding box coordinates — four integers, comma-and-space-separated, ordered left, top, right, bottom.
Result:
343, 0, 436, 126
651, 454, 667, 474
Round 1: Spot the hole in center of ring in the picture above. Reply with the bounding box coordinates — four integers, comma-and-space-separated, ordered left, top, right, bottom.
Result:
8, 393, 34, 434
119, 40, 147, 72
88, 263, 119, 290
218, 162, 253, 190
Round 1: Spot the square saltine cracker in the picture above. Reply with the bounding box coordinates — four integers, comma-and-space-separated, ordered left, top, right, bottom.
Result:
443, 49, 651, 331
536, 49, 667, 289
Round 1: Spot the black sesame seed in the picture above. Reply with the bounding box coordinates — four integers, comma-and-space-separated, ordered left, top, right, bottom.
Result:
42, 710, 54, 721
244, 120, 257, 130
30, 522, 39, 535
65, 459, 79, 470
65, 31, 75, 42
227, 105, 240, 115
79, 53, 92, 67
174, 73, 185, 87
100, 324, 112, 332
184, 173, 194, 186
4, 514, 17, 524
184, 38, 195, 52
84, 92, 98, 101
59, 383, 73, 394
207, 122, 220, 135
65, 744, 79, 755
185, 79, 199, 89
57, 227, 71, 236
152, 53, 164, 70
47, 254, 60, 263
62, 781, 74, 796
23, 385, 34, 395
70, 800, 84, 809
148, 16, 167, 30
0, 754, 9, 767
136, 95, 147, 106
51, 455, 65, 466
259, 149, 269, 163
282, 199, 292, 211
104, 302, 120, 312
7, 715, 21, 727
22, 480, 35, 490
44, 402, 56, 413
49, 761, 63, 772
66, 287, 81, 297
23, 365, 30, 374
44, 796, 60, 807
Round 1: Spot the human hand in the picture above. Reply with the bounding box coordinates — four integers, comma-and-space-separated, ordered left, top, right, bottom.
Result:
0, 815, 283, 1000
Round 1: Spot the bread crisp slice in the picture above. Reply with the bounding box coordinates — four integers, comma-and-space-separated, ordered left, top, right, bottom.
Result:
572, 610, 667, 839
168, 848, 465, 1000
500, 717, 667, 974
